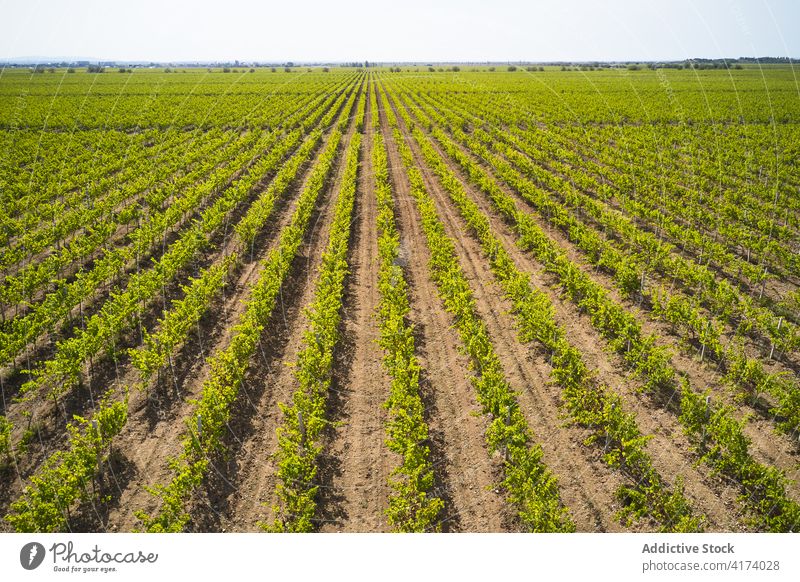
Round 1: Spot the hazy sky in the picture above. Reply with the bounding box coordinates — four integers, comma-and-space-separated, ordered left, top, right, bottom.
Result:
1, 0, 798, 62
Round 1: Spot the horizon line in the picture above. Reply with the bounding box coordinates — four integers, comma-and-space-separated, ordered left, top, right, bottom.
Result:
2, 56, 799, 66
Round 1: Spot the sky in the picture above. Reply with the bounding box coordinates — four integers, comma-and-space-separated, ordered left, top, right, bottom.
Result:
1, 0, 798, 62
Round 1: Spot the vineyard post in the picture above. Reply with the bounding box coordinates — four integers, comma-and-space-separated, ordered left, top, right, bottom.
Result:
758, 267, 768, 299
699, 321, 711, 363
169, 354, 178, 396
771, 317, 783, 360
603, 403, 615, 453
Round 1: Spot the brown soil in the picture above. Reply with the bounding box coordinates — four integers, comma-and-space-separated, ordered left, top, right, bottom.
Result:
380, 93, 511, 533
218, 96, 361, 532
397, 95, 800, 507
316, 91, 393, 532
387, 91, 744, 531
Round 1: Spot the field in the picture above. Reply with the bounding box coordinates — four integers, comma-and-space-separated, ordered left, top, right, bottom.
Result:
0, 66, 799, 533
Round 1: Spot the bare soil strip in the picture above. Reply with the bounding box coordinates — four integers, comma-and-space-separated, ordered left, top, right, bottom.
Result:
218, 102, 362, 532
403, 104, 800, 505
379, 93, 511, 532
398, 107, 746, 531
317, 92, 393, 532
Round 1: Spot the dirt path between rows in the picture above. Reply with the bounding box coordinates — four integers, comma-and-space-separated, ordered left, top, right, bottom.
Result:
218, 91, 363, 532
379, 90, 510, 532
395, 92, 799, 515
392, 92, 745, 531
317, 89, 393, 532
97, 97, 357, 532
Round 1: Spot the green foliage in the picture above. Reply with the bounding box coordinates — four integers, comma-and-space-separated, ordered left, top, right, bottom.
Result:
385, 87, 573, 532
5, 395, 127, 533
385, 77, 799, 531
373, 131, 443, 532
140, 77, 364, 532
268, 132, 362, 532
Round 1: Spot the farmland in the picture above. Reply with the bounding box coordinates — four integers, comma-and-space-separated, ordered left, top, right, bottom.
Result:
0, 66, 799, 532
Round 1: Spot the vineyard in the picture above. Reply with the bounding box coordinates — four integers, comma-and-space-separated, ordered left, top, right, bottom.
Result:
0, 66, 799, 533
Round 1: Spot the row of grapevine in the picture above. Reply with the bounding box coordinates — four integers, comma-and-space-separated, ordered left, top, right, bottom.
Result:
401, 86, 800, 437
129, 255, 237, 385
136, 79, 361, 532
381, 76, 800, 532
381, 85, 574, 532
386, 87, 703, 532
372, 128, 443, 531
268, 132, 363, 532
